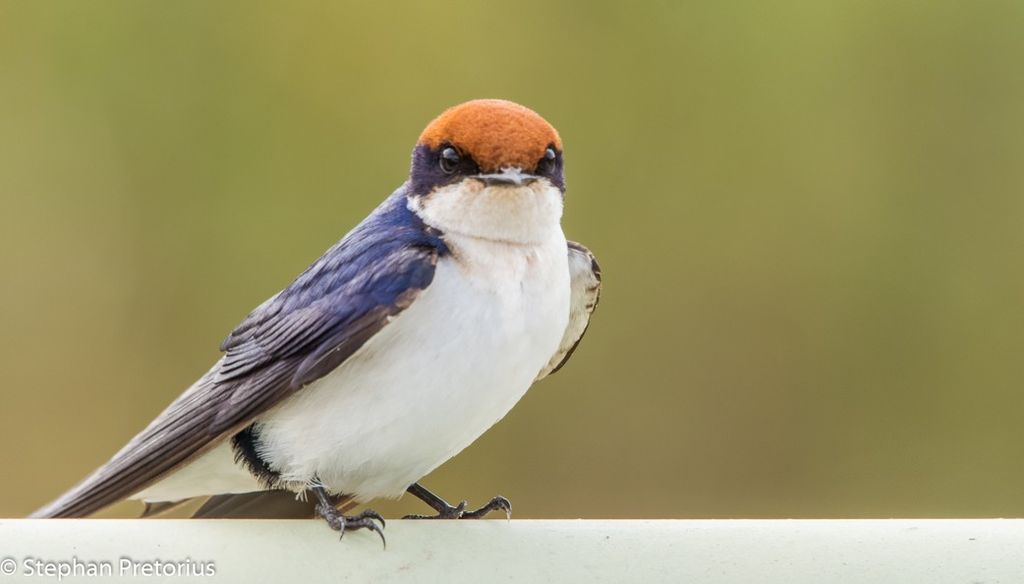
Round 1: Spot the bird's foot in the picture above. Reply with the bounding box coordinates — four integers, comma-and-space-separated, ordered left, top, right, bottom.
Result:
460, 496, 512, 519
312, 487, 386, 547
403, 483, 511, 520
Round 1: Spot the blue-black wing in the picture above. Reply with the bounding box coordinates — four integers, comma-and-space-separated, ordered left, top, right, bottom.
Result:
32, 187, 446, 518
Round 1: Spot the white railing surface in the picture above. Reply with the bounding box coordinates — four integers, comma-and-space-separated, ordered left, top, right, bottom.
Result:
0, 519, 1019, 583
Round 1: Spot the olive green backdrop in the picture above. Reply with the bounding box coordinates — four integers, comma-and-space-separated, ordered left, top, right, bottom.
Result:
1, 1, 1022, 519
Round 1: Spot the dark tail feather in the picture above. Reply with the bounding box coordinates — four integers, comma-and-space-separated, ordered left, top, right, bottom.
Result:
141, 499, 191, 518
191, 490, 354, 519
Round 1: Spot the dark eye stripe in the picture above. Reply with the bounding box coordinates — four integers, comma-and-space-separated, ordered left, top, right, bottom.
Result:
409, 143, 564, 195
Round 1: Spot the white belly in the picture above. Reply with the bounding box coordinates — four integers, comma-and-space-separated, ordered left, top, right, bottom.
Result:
134, 183, 573, 505
137, 234, 570, 504
253, 231, 569, 500
135, 234, 569, 504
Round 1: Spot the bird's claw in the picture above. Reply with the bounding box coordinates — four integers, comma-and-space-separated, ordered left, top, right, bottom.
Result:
316, 503, 387, 548
461, 495, 512, 520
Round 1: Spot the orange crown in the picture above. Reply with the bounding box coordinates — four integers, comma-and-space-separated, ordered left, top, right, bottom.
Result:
418, 99, 561, 173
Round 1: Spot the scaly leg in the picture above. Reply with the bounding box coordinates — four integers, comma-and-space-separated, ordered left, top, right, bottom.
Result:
403, 482, 511, 520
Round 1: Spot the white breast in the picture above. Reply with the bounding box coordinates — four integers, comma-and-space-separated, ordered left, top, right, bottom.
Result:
134, 183, 572, 505
252, 228, 571, 500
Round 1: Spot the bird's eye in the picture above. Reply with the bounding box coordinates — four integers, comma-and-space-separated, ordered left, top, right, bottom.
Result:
538, 146, 558, 174
439, 147, 461, 174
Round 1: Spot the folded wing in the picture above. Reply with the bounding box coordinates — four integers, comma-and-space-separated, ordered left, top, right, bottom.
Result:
31, 190, 445, 518
536, 240, 602, 380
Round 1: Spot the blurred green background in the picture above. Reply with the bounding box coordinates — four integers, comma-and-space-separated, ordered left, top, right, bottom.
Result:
1, 0, 1023, 520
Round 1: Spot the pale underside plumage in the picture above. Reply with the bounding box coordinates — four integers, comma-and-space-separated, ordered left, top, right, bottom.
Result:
31, 182, 601, 519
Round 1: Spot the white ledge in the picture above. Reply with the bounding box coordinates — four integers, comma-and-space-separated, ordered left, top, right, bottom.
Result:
0, 519, 1020, 583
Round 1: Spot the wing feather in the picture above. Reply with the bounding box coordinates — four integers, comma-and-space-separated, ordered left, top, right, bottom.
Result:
31, 189, 446, 518
536, 240, 602, 380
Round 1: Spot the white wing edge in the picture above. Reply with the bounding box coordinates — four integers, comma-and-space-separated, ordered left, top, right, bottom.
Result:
536, 241, 601, 381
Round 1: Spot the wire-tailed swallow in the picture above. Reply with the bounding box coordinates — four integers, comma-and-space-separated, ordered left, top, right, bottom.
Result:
32, 99, 602, 544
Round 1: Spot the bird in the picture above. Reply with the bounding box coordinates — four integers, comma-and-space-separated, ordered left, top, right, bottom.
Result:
31, 99, 602, 544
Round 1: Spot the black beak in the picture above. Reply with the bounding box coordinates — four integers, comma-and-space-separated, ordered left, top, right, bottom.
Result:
475, 169, 539, 187
482, 176, 538, 186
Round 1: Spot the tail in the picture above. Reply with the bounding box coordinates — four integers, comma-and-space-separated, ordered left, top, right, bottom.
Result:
190, 491, 353, 519
29, 437, 148, 518
29, 367, 224, 518
30, 474, 110, 518
34, 490, 352, 520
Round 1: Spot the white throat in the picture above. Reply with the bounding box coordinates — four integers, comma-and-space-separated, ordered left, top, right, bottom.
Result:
408, 180, 564, 245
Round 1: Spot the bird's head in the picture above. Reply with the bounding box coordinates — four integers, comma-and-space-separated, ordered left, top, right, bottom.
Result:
408, 99, 565, 244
